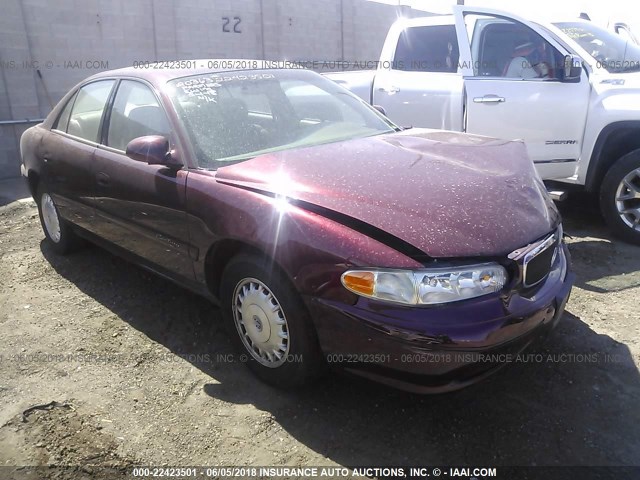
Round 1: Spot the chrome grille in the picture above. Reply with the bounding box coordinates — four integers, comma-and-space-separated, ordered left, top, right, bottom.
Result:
509, 228, 560, 288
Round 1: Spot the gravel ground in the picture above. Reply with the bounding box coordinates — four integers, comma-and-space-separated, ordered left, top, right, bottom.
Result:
0, 192, 638, 478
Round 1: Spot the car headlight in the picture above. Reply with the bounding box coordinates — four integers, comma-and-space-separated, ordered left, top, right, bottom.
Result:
341, 263, 507, 306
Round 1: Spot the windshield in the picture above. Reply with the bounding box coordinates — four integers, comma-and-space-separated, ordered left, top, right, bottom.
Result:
554, 21, 640, 73
167, 69, 396, 168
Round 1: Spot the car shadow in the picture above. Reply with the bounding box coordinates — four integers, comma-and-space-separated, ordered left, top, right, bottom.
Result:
558, 192, 640, 294
0, 178, 31, 206
40, 238, 640, 467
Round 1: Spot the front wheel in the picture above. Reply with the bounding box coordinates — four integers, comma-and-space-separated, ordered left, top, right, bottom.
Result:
220, 254, 324, 388
36, 185, 84, 254
600, 151, 640, 245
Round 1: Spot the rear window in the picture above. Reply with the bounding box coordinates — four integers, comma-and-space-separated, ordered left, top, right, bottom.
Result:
393, 25, 460, 73
66, 80, 115, 142
53, 92, 77, 132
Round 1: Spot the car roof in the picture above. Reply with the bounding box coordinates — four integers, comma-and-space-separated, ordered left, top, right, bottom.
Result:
547, 18, 591, 25
85, 59, 305, 86
400, 12, 590, 29
399, 15, 455, 28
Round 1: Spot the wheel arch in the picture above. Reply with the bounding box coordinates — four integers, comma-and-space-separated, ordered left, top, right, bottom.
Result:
27, 169, 40, 200
203, 238, 292, 301
586, 121, 640, 192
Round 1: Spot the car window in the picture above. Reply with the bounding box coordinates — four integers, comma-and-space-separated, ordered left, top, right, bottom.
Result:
53, 91, 77, 132
67, 80, 115, 142
281, 81, 364, 125
167, 69, 396, 168
393, 25, 460, 73
107, 80, 170, 151
466, 15, 564, 80
216, 83, 272, 115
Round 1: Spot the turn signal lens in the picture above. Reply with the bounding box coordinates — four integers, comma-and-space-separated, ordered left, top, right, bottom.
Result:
341, 271, 375, 296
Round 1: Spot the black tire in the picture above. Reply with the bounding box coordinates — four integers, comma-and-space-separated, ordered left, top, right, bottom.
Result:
220, 254, 324, 388
600, 150, 640, 245
36, 184, 84, 255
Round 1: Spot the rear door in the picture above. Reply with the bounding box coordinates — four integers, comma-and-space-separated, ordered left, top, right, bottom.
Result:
454, 6, 591, 180
92, 79, 193, 279
43, 80, 115, 231
372, 18, 465, 131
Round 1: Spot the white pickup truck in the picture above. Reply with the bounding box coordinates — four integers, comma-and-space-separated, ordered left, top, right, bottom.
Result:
326, 6, 640, 244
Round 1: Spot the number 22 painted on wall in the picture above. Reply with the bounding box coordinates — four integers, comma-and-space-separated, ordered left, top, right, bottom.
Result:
222, 16, 242, 33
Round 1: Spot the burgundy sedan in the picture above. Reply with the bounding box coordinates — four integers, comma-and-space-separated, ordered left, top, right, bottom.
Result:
20, 63, 574, 393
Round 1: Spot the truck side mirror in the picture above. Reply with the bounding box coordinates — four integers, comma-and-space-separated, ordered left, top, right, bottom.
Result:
563, 55, 582, 83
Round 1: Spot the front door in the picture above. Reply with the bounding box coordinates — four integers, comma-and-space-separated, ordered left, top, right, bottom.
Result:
454, 7, 591, 180
92, 79, 193, 280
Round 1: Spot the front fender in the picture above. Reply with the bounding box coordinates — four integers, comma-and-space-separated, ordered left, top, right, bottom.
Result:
582, 120, 640, 191
185, 170, 423, 302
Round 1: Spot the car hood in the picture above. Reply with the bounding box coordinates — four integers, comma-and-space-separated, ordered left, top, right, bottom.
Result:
215, 129, 559, 258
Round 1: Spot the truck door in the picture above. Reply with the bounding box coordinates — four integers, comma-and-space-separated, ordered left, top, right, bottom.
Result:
453, 7, 591, 180
372, 18, 465, 131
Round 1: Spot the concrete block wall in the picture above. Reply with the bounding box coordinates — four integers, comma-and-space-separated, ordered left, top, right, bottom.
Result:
0, 0, 432, 180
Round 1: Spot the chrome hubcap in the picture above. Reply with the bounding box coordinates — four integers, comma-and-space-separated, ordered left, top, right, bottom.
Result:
41, 193, 61, 243
232, 278, 290, 367
615, 168, 640, 231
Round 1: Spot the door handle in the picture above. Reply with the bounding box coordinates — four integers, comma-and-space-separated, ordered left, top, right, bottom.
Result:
96, 172, 110, 187
378, 85, 400, 94
473, 95, 506, 104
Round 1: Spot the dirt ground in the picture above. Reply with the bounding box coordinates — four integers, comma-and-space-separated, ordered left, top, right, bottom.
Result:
0, 190, 638, 478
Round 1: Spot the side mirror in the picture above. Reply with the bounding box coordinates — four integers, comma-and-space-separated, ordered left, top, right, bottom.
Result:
372, 104, 387, 116
563, 55, 582, 83
125, 135, 183, 169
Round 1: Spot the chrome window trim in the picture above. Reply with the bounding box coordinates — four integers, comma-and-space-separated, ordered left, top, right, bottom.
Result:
50, 129, 100, 148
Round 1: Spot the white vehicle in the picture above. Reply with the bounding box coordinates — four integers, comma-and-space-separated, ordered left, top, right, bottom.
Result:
326, 6, 640, 244
609, 21, 638, 45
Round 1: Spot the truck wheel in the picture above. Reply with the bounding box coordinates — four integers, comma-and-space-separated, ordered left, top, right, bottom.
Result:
36, 184, 84, 254
220, 254, 324, 388
600, 151, 640, 245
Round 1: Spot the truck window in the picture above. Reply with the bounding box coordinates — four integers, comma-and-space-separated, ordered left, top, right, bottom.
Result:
393, 25, 459, 73
615, 26, 635, 44
465, 15, 564, 80
555, 21, 640, 73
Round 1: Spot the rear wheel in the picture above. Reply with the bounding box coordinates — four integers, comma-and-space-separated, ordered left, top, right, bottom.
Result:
36, 184, 84, 254
220, 254, 324, 388
600, 151, 640, 245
